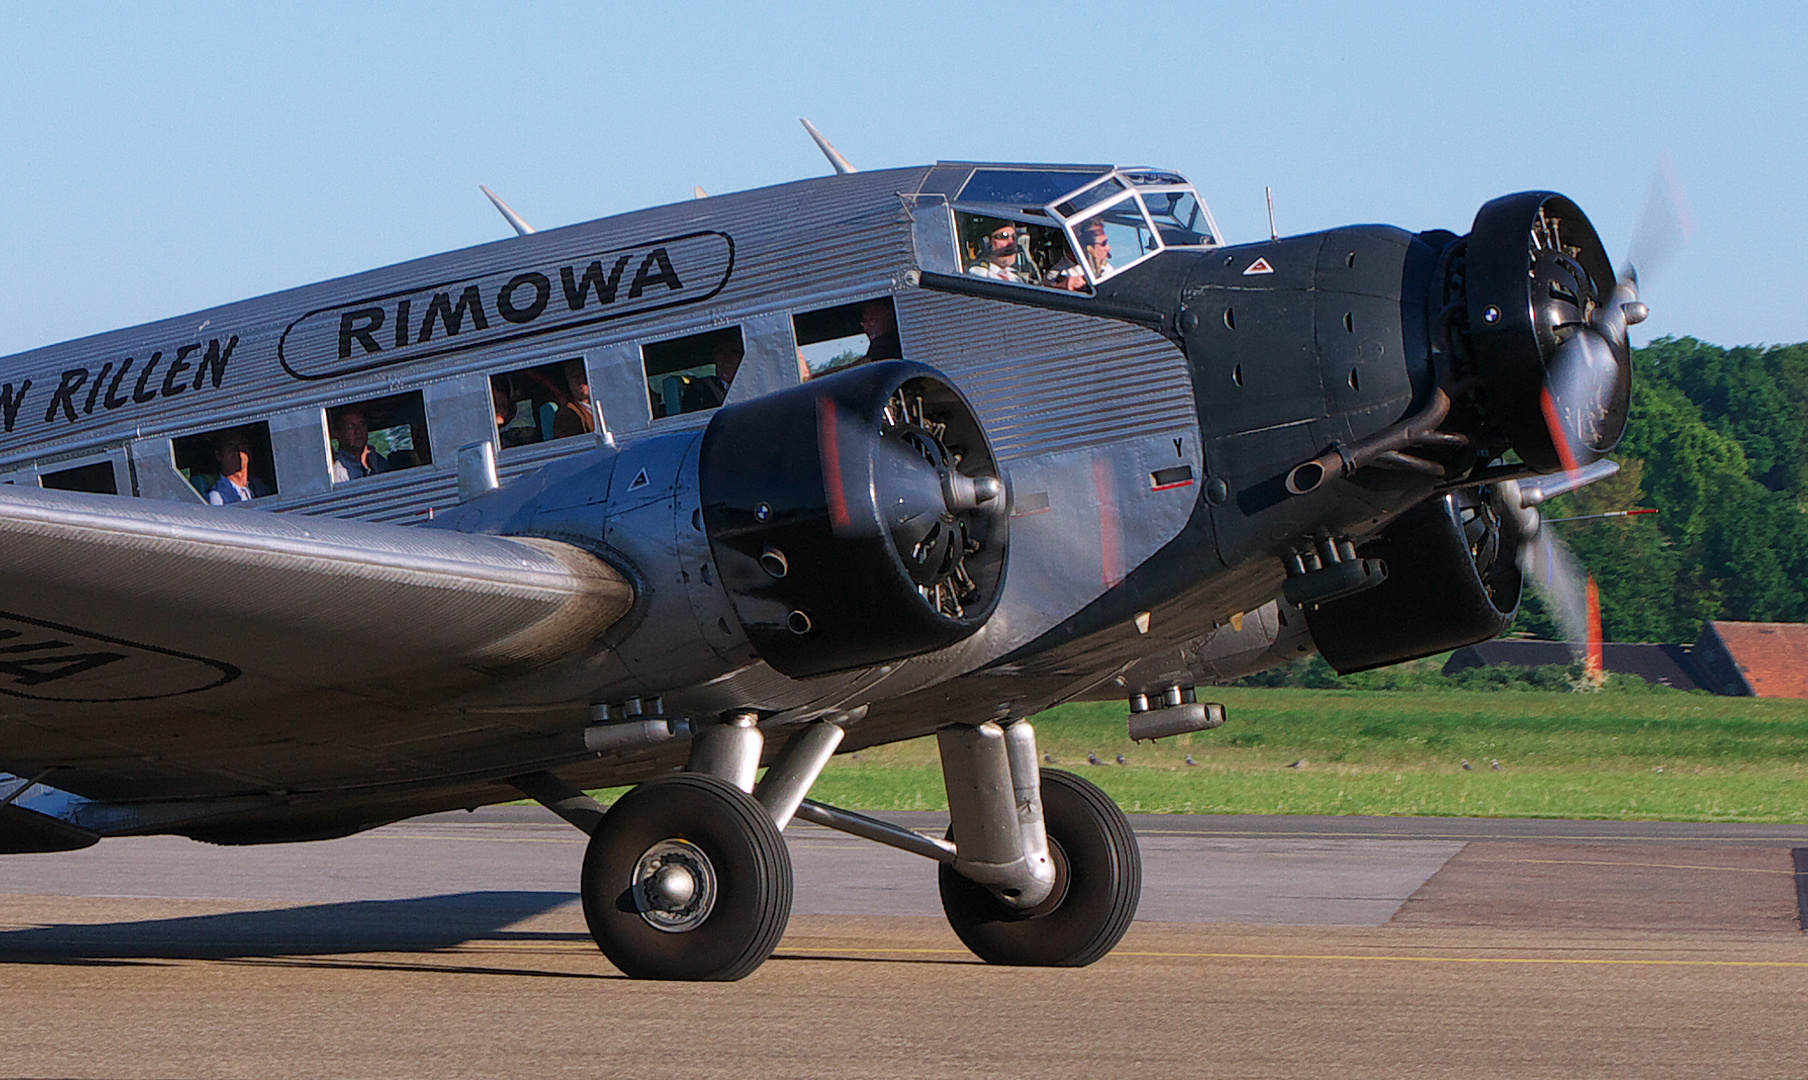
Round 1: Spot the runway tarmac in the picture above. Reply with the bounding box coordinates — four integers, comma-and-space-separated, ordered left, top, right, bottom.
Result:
3, 809, 1805, 1078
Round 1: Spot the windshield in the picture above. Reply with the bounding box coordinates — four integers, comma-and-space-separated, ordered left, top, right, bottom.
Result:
1140, 189, 1215, 247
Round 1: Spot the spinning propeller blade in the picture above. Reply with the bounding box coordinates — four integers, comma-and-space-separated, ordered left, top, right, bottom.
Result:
1494, 467, 1615, 677
1539, 165, 1691, 476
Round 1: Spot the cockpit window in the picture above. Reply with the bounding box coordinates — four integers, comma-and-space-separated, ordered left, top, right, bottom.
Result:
1141, 189, 1215, 247
1054, 177, 1126, 218
1074, 202, 1161, 273
936, 164, 1217, 290
958, 168, 1109, 206
957, 214, 1092, 294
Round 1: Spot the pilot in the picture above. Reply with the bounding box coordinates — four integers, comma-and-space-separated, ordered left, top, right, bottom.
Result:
329, 405, 391, 482
552, 359, 595, 439
206, 428, 273, 504
966, 220, 1031, 283
1051, 220, 1113, 291
860, 299, 901, 362
1079, 219, 1114, 276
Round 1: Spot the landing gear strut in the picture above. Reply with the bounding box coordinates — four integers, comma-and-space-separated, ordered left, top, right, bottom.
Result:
939, 768, 1141, 966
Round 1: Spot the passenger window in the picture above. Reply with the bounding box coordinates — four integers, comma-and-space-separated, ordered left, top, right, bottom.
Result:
40, 460, 118, 495
491, 358, 594, 449
955, 214, 1090, 294
641, 327, 742, 419
173, 423, 278, 504
794, 297, 900, 379
327, 391, 432, 483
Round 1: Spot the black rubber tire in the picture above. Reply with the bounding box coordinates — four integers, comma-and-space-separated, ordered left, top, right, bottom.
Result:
581, 774, 792, 981
938, 768, 1141, 967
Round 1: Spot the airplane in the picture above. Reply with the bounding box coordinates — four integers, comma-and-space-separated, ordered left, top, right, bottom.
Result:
0, 127, 1649, 980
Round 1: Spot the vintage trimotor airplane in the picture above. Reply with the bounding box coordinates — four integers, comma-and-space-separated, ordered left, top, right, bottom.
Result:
0, 129, 1649, 980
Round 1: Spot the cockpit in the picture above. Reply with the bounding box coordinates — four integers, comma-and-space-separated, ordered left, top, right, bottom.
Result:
931, 165, 1219, 296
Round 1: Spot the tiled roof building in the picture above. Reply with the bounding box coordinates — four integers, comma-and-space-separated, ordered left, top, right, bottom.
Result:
1690, 621, 1808, 698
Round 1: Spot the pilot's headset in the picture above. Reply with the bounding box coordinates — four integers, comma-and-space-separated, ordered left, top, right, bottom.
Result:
965, 216, 1002, 264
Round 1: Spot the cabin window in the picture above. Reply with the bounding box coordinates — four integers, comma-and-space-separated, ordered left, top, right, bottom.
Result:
326, 391, 432, 483
491, 358, 594, 449
40, 460, 118, 495
955, 214, 1091, 294
794, 297, 900, 379
173, 423, 278, 504
641, 327, 742, 419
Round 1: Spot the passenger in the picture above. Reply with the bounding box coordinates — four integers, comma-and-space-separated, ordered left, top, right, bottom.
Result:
860, 300, 902, 362
552, 359, 595, 439
966, 221, 1031, 283
491, 378, 537, 448
329, 405, 391, 481
206, 428, 272, 504
689, 333, 743, 410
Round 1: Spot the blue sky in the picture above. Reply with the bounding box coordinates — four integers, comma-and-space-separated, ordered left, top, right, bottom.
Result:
1, 1, 1802, 357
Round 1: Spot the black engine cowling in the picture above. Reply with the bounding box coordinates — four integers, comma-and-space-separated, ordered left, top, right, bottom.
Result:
1461, 191, 1629, 473
698, 360, 1008, 678
1304, 490, 1521, 674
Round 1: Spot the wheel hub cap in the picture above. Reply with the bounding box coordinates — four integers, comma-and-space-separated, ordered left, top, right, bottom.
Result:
632, 839, 717, 932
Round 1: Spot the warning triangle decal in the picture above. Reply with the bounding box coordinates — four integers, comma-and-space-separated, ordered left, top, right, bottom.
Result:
627, 468, 650, 490
1242, 257, 1275, 276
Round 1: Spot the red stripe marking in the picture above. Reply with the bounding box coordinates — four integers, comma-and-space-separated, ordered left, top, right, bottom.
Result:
1094, 459, 1123, 588
818, 398, 851, 531
1151, 479, 1196, 492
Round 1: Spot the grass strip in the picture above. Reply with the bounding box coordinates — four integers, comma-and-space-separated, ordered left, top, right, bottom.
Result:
806, 690, 1808, 822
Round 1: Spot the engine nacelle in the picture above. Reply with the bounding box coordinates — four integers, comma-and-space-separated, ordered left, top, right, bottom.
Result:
1305, 491, 1521, 674
699, 361, 1008, 678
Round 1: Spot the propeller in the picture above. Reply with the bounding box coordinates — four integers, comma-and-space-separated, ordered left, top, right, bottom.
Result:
1465, 170, 1690, 683
1465, 170, 1689, 477
1491, 462, 1618, 683
1539, 165, 1690, 473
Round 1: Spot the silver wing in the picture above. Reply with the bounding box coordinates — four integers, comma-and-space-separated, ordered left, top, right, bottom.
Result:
0, 485, 630, 803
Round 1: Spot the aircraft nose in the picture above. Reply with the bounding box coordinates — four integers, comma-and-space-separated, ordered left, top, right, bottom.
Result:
1460, 192, 1632, 473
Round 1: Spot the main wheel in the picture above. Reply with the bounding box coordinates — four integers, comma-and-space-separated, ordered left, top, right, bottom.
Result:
581, 773, 792, 981
938, 768, 1141, 966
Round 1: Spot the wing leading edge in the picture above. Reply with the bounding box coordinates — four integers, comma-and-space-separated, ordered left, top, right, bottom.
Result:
0, 486, 632, 709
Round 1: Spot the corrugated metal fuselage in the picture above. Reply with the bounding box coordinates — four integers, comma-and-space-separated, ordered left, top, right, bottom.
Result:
0, 164, 1437, 838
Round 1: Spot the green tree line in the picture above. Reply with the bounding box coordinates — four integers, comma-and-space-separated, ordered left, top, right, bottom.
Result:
1519, 336, 1808, 643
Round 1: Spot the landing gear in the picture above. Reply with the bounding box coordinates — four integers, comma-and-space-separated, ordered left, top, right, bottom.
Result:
938, 768, 1141, 966
545, 712, 1141, 979
580, 773, 792, 981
